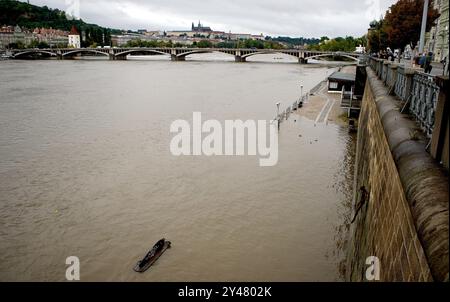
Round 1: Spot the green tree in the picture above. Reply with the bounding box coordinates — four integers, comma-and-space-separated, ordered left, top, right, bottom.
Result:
367, 20, 386, 53
28, 40, 39, 48
0, 0, 118, 46
308, 36, 362, 52
382, 0, 439, 50
367, 0, 439, 52
197, 40, 212, 48
8, 41, 25, 49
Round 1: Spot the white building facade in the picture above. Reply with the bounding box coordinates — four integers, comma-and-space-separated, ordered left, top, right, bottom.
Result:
68, 25, 81, 48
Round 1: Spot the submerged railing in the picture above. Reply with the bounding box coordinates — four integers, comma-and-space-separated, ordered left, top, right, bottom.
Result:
277, 78, 329, 122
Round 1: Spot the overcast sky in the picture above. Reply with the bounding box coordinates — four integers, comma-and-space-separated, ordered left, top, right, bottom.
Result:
28, 0, 397, 37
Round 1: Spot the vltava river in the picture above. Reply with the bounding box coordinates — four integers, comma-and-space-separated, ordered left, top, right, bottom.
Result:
0, 54, 354, 281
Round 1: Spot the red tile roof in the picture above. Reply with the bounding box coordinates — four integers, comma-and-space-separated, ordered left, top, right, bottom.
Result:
69, 25, 79, 35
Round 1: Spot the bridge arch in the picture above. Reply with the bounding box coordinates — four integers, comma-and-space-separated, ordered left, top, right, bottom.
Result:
114, 49, 171, 58
176, 49, 236, 59
241, 51, 299, 60
62, 49, 109, 57
13, 50, 57, 58
306, 53, 360, 62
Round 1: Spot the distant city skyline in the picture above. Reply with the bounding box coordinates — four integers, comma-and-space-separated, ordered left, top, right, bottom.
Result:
27, 0, 397, 37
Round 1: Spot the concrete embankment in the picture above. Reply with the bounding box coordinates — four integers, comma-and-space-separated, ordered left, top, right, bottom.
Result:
346, 68, 449, 282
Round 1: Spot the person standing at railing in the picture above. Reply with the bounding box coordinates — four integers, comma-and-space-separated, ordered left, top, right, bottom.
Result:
419, 53, 426, 68
424, 52, 433, 74
441, 56, 447, 76
413, 54, 420, 67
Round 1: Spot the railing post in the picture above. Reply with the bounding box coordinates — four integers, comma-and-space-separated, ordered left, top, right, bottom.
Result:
377, 59, 383, 78
394, 66, 416, 101
430, 76, 449, 169
387, 63, 398, 94
382, 61, 389, 83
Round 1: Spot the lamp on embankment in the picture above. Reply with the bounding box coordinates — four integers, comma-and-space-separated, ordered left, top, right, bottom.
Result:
418, 0, 429, 54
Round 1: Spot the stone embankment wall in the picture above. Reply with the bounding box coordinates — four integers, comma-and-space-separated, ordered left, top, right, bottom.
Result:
346, 68, 449, 282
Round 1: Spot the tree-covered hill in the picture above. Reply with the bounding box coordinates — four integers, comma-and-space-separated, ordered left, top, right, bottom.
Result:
0, 0, 121, 46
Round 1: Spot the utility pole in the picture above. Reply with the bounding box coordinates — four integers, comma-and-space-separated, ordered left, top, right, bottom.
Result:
419, 0, 429, 54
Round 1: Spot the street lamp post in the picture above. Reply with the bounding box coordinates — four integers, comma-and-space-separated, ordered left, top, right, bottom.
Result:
419, 0, 429, 54
276, 102, 281, 130
300, 84, 304, 101
444, 26, 449, 76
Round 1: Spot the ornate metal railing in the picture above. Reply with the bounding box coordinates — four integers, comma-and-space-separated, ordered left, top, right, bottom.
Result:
409, 72, 440, 136
369, 57, 377, 71
386, 64, 397, 90
381, 62, 388, 83
377, 60, 383, 78
368, 56, 441, 137
394, 66, 409, 101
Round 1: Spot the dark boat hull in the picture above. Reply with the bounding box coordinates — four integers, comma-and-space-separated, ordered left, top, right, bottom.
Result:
134, 240, 171, 273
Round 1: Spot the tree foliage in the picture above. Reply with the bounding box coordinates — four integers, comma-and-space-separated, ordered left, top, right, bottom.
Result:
125, 39, 174, 48
267, 36, 320, 47
196, 39, 213, 48
27, 40, 50, 49
308, 36, 366, 52
367, 0, 439, 52
0, 0, 120, 46
126, 38, 286, 49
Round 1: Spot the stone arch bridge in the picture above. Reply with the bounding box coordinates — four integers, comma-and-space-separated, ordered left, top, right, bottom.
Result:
7, 47, 362, 63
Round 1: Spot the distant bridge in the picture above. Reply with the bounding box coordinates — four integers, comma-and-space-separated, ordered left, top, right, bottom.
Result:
6, 47, 362, 63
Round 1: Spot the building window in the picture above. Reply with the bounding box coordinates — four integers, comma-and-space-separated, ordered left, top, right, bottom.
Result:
330, 82, 338, 89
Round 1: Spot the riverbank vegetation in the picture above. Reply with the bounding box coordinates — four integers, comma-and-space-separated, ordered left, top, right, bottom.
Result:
125, 39, 287, 49
0, 0, 119, 47
308, 36, 367, 52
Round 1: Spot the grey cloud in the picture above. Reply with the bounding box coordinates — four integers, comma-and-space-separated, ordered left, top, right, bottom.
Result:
29, 0, 397, 37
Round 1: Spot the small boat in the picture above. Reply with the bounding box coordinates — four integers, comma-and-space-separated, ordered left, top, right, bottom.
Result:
134, 238, 171, 273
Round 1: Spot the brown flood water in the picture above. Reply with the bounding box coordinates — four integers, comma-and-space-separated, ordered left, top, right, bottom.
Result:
0, 54, 355, 281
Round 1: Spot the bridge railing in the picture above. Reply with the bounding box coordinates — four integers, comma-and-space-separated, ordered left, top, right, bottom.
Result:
367, 56, 449, 169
